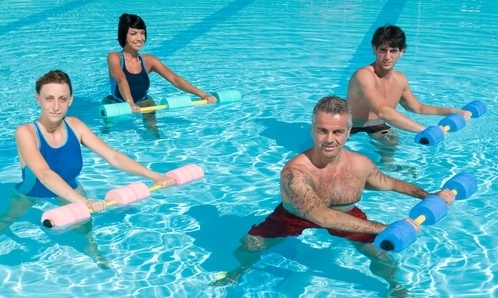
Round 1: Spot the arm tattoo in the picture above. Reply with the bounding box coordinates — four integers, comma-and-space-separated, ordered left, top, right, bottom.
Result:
282, 168, 386, 233
371, 167, 389, 185
282, 169, 320, 218
365, 165, 393, 190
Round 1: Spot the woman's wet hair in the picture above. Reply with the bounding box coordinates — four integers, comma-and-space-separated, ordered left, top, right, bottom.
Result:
36, 70, 72, 95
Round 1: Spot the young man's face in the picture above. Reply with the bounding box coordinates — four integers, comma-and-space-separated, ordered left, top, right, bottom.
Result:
373, 43, 404, 71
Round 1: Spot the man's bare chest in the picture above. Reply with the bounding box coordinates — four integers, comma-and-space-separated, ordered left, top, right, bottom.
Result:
313, 168, 365, 206
376, 81, 403, 106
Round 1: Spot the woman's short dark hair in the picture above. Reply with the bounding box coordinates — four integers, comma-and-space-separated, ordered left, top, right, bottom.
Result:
117, 13, 147, 48
36, 70, 73, 95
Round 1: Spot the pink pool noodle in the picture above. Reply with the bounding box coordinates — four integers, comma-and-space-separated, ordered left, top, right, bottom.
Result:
41, 201, 91, 229
104, 182, 151, 205
165, 164, 204, 185
41, 165, 203, 229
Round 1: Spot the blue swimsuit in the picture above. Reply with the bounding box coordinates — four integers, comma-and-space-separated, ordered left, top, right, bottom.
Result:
109, 52, 150, 103
15, 119, 83, 198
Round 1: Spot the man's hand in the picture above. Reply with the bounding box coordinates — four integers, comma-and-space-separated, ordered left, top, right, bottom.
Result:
433, 188, 456, 206
404, 217, 421, 233
456, 109, 472, 121
438, 125, 449, 135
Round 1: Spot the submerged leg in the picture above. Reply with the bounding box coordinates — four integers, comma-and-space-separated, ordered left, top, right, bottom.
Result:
55, 185, 111, 269
351, 241, 410, 298
0, 188, 38, 233
211, 234, 285, 286
368, 130, 419, 178
368, 129, 400, 148
138, 97, 161, 139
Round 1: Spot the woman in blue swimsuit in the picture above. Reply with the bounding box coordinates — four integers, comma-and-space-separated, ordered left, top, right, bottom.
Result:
3, 70, 176, 268
103, 13, 216, 137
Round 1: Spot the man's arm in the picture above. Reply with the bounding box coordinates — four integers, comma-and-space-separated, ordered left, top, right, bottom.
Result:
399, 77, 470, 119
282, 167, 385, 234
354, 69, 426, 133
364, 160, 429, 199
365, 159, 459, 207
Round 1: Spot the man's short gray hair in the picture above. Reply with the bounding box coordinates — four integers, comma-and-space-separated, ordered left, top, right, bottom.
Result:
312, 96, 352, 128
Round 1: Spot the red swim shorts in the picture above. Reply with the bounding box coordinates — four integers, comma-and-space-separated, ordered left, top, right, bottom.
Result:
248, 203, 376, 243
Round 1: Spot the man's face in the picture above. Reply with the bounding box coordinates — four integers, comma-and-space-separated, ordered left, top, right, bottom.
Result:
312, 111, 351, 160
373, 43, 403, 71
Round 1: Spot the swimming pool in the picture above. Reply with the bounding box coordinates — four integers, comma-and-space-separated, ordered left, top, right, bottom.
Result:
1, 0, 497, 297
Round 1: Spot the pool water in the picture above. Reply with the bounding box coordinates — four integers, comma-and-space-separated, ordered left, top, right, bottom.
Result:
0, 0, 497, 297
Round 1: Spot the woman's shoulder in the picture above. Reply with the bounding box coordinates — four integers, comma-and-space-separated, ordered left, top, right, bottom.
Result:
15, 122, 35, 135
141, 53, 160, 63
107, 51, 122, 61
64, 116, 88, 132
64, 116, 84, 127
64, 117, 89, 140
14, 122, 37, 145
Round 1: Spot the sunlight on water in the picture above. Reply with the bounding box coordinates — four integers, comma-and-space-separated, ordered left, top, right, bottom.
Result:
0, 0, 497, 297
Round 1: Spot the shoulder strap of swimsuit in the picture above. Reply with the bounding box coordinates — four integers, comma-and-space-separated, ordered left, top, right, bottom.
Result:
32, 121, 41, 133
62, 118, 78, 141
138, 54, 147, 73
120, 51, 125, 69
32, 121, 44, 149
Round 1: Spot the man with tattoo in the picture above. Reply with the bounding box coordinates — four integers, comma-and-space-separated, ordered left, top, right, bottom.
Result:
212, 96, 455, 294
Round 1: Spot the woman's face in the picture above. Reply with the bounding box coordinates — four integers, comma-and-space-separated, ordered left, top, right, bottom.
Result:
36, 83, 72, 122
125, 27, 146, 51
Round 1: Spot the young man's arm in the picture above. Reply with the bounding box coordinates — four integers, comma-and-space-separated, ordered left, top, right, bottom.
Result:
399, 74, 471, 120
354, 69, 426, 133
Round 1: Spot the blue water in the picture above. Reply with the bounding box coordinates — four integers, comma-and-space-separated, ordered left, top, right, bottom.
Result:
1, 0, 497, 297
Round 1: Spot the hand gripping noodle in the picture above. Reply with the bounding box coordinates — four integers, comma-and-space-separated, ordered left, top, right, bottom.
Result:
414, 100, 487, 145
374, 172, 477, 252
41, 164, 205, 229
99, 89, 242, 118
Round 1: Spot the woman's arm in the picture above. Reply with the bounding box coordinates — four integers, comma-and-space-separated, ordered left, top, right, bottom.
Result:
69, 117, 174, 187
145, 54, 216, 102
107, 52, 140, 110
